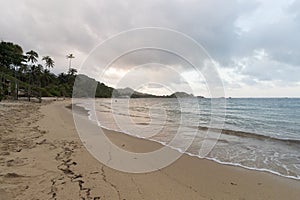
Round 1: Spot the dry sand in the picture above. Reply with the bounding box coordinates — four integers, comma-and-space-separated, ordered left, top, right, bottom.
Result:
0, 100, 299, 200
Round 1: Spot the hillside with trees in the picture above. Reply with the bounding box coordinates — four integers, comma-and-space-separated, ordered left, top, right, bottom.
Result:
0, 40, 199, 102
0, 41, 117, 101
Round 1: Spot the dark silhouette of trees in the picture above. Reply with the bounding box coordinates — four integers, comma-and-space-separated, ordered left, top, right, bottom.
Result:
42, 56, 54, 71
26, 50, 38, 63
26, 50, 39, 101
0, 40, 118, 102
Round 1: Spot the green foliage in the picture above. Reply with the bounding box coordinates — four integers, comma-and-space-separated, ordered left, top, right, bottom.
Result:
0, 41, 25, 68
96, 82, 114, 98
72, 74, 115, 98
0, 41, 79, 100
42, 56, 54, 69
26, 50, 39, 64
0, 40, 125, 100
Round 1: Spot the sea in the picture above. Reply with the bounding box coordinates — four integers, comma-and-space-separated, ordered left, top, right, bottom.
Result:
77, 98, 300, 180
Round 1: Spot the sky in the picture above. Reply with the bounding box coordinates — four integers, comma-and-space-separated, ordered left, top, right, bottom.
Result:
1, 0, 300, 97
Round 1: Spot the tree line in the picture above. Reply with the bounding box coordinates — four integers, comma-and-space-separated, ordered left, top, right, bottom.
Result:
0, 40, 196, 101
0, 40, 78, 102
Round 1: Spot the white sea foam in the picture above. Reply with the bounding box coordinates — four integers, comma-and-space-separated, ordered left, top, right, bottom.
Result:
74, 98, 300, 180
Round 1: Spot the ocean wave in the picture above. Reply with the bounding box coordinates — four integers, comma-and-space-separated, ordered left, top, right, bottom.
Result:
95, 123, 300, 180
197, 126, 300, 145
73, 102, 300, 180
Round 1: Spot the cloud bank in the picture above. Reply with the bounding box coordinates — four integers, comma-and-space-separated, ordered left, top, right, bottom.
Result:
1, 0, 299, 97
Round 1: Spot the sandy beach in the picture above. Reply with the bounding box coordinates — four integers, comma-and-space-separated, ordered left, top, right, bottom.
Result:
0, 100, 300, 200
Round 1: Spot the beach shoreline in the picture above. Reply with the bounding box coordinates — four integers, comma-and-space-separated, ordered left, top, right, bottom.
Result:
0, 100, 299, 199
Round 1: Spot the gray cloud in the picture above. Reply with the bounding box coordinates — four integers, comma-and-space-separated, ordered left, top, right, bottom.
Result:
0, 0, 243, 66
0, 0, 299, 96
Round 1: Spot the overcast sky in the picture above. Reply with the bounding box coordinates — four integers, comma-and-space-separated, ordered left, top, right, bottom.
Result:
1, 0, 300, 97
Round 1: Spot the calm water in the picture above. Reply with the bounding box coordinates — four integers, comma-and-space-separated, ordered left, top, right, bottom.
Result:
78, 98, 300, 180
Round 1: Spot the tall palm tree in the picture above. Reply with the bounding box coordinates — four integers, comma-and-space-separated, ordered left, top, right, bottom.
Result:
34, 64, 43, 103
66, 53, 75, 70
26, 50, 39, 101
42, 56, 54, 71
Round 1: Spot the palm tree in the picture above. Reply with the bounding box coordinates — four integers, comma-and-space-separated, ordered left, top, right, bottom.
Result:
66, 53, 75, 70
26, 50, 39, 101
68, 68, 77, 76
34, 64, 43, 103
42, 69, 51, 87
42, 56, 55, 71
26, 50, 39, 64
67, 68, 77, 88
